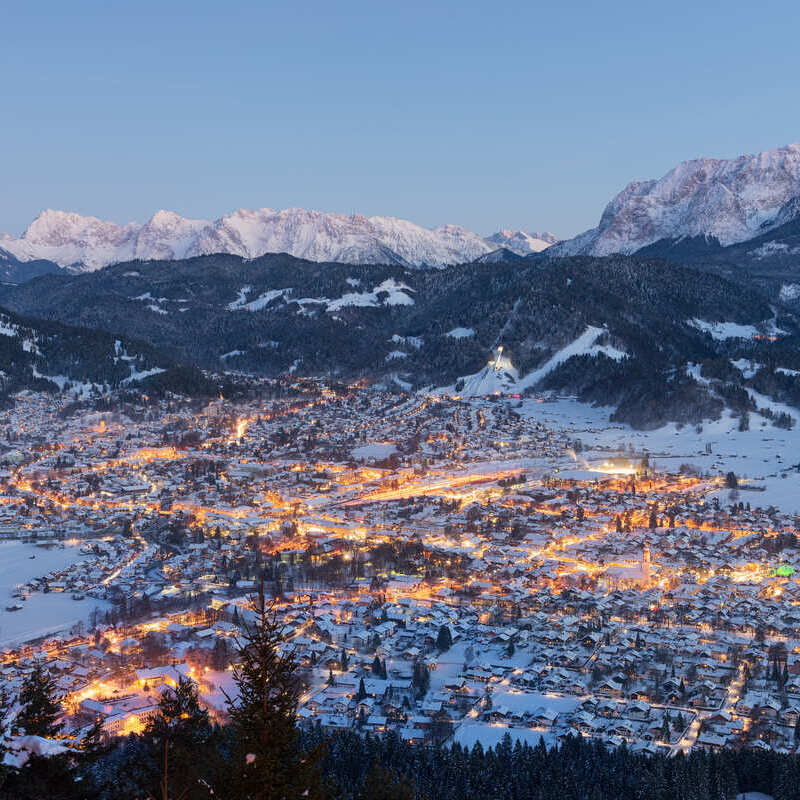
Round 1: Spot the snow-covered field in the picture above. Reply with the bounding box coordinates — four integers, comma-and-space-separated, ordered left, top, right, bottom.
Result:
198, 669, 239, 716
520, 397, 800, 513
0, 540, 108, 646
352, 442, 397, 462
736, 794, 774, 800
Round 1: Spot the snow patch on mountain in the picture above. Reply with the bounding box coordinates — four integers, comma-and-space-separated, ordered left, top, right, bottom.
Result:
779, 284, 800, 302
688, 319, 762, 340
446, 327, 475, 339
225, 278, 414, 314
556, 142, 800, 256
2, 208, 558, 271
751, 241, 800, 258
390, 334, 423, 349
227, 287, 292, 311
327, 278, 414, 310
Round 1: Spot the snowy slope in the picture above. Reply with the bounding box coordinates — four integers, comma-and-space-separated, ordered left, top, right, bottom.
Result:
443, 327, 627, 397
447, 348, 520, 396
556, 141, 800, 256
516, 326, 626, 390
1, 207, 557, 271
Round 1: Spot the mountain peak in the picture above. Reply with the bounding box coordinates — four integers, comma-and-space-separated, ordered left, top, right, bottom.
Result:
485, 229, 559, 255
557, 141, 800, 256
147, 209, 191, 225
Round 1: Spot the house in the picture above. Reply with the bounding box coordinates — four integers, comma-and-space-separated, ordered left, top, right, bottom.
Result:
626, 701, 651, 721
697, 732, 727, 751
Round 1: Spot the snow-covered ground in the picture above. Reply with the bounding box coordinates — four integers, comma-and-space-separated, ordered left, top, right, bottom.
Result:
0, 540, 108, 646
198, 668, 239, 716
446, 327, 475, 339
519, 397, 800, 513
351, 443, 397, 462
688, 319, 762, 340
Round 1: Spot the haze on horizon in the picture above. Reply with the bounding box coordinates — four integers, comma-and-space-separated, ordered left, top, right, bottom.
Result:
3, 0, 800, 239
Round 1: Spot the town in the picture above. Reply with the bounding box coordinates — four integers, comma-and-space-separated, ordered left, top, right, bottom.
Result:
2, 380, 800, 763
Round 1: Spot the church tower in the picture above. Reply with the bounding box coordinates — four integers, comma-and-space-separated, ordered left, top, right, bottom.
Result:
642, 543, 651, 586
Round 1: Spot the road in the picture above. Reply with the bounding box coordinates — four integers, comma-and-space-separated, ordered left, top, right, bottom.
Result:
672, 662, 746, 755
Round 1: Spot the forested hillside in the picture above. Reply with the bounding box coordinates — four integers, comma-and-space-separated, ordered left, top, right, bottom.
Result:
2, 251, 798, 428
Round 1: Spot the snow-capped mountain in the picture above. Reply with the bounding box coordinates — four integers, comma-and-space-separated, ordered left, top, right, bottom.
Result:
0, 208, 558, 272
484, 229, 559, 255
556, 142, 800, 256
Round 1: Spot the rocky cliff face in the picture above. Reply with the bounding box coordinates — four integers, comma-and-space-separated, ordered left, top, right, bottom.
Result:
555, 142, 800, 256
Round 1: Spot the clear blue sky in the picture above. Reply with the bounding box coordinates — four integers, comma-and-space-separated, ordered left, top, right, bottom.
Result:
3, 0, 800, 238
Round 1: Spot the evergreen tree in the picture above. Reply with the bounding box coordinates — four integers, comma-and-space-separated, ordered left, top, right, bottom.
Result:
360, 762, 416, 800
412, 661, 430, 696
16, 662, 63, 738
225, 583, 324, 800
0, 684, 8, 792
437, 625, 452, 652
357, 677, 367, 701
77, 715, 108, 758
142, 675, 217, 800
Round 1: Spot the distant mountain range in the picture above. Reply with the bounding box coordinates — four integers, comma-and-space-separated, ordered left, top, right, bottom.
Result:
0, 208, 558, 275
3, 142, 800, 285
4, 140, 800, 427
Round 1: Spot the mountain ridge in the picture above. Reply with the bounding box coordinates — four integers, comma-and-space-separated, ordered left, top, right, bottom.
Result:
553, 141, 800, 257
1, 208, 558, 272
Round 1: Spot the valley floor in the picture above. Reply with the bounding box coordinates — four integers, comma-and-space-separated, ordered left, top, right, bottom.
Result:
2, 383, 800, 762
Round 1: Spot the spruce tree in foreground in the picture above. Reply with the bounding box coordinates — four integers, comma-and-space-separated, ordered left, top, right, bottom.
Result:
143, 675, 217, 800
225, 582, 324, 800
0, 684, 8, 792
16, 662, 63, 738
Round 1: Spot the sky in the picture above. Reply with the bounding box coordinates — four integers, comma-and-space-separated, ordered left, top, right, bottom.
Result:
2, 0, 800, 239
